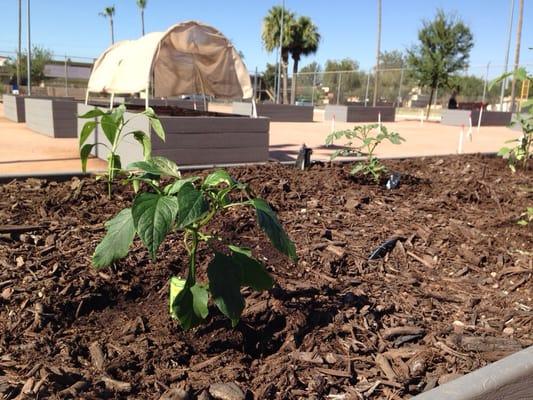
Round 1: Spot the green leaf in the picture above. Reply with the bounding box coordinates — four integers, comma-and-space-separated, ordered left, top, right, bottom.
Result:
80, 143, 96, 172
128, 156, 181, 178
79, 121, 97, 147
208, 252, 245, 327
203, 170, 236, 188
93, 208, 136, 268
78, 108, 105, 119
498, 147, 511, 157
132, 193, 179, 260
249, 198, 297, 262
100, 114, 119, 144
517, 220, 528, 226
229, 245, 274, 291
176, 183, 208, 229
351, 163, 365, 174
143, 107, 166, 141
169, 278, 209, 329
132, 131, 152, 160
111, 104, 126, 124
164, 176, 201, 195
107, 153, 122, 180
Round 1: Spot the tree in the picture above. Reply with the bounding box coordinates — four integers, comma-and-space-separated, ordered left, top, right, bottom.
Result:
4, 46, 53, 86
323, 58, 362, 104
261, 63, 277, 101
407, 10, 474, 119
262, 6, 295, 104
136, 0, 147, 36
377, 50, 413, 103
99, 5, 116, 45
295, 62, 323, 103
289, 16, 320, 104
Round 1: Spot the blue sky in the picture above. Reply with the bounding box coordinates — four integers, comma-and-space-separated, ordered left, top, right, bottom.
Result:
0, 0, 531, 75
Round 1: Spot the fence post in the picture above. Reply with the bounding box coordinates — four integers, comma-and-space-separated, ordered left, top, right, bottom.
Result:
336, 72, 343, 105
311, 69, 317, 106
64, 55, 69, 97
364, 70, 371, 107
481, 62, 490, 105
397, 67, 405, 106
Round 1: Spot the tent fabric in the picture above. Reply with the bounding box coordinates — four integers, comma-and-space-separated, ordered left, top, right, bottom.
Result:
87, 21, 252, 99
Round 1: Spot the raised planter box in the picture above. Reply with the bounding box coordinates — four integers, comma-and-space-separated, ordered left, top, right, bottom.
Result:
232, 102, 314, 122
413, 346, 533, 400
78, 104, 269, 166
324, 105, 396, 123
441, 109, 512, 127
125, 98, 208, 112
2, 94, 26, 122
25, 97, 77, 138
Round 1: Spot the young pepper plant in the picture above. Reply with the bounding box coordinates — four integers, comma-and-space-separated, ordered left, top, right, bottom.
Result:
78, 105, 165, 197
490, 67, 532, 172
325, 124, 405, 182
92, 157, 297, 329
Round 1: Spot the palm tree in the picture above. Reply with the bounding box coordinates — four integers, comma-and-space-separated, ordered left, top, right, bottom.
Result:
136, 0, 147, 36
262, 6, 295, 104
99, 5, 116, 45
289, 16, 320, 104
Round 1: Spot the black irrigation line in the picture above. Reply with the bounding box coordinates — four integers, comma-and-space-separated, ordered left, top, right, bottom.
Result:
0, 152, 499, 184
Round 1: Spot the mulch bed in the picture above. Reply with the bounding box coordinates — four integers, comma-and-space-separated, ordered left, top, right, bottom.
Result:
0, 155, 531, 400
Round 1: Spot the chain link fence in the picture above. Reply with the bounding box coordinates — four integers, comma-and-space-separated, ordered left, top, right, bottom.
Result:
286, 63, 533, 112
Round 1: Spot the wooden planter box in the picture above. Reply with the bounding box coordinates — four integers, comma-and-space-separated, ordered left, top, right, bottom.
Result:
232, 102, 314, 122
25, 97, 77, 138
413, 346, 533, 400
77, 104, 269, 166
126, 98, 208, 112
441, 109, 512, 127
324, 105, 396, 123
2, 94, 26, 122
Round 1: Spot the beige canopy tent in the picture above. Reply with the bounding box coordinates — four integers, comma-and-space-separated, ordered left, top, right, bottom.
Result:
86, 21, 253, 108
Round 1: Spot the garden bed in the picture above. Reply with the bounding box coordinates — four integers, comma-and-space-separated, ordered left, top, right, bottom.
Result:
25, 97, 77, 138
325, 105, 396, 123
125, 98, 208, 112
441, 109, 512, 127
78, 104, 270, 166
2, 94, 26, 123
0, 155, 531, 399
233, 102, 314, 122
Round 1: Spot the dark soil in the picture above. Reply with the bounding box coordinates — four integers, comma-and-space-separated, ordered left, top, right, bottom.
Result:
0, 155, 531, 400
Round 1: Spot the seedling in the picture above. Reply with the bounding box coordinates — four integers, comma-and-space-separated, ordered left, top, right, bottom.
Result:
78, 105, 165, 197
491, 67, 532, 172
92, 156, 297, 329
517, 207, 533, 226
325, 124, 405, 182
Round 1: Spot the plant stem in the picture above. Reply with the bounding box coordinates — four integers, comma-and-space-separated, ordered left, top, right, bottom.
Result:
187, 229, 198, 284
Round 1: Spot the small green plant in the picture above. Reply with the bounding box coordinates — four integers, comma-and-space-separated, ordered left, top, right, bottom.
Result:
92, 156, 297, 329
491, 67, 532, 172
517, 207, 533, 226
78, 105, 165, 197
325, 124, 405, 182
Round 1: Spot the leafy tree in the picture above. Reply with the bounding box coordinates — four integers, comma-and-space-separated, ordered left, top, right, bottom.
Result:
262, 6, 295, 104
288, 16, 320, 104
294, 62, 322, 103
4, 46, 53, 86
375, 50, 408, 103
99, 5, 116, 45
407, 10, 474, 119
323, 58, 363, 104
136, 0, 147, 36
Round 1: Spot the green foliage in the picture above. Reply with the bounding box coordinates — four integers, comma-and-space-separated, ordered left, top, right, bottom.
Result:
491, 67, 532, 171
322, 58, 363, 104
326, 124, 405, 182
92, 153, 297, 329
407, 10, 474, 117
4, 46, 53, 85
78, 105, 165, 197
